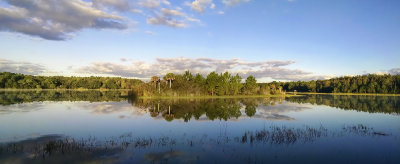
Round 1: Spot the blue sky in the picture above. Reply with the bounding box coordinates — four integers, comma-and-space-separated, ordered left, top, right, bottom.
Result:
0, 0, 399, 82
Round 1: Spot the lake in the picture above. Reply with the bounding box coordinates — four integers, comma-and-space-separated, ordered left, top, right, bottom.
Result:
0, 91, 399, 163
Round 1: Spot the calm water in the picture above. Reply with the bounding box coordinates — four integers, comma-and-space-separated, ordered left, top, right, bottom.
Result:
0, 91, 399, 163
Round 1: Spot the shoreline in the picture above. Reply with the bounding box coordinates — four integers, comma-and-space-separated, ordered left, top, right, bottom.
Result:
0, 88, 132, 91
137, 94, 300, 99
1, 89, 399, 97
293, 92, 400, 96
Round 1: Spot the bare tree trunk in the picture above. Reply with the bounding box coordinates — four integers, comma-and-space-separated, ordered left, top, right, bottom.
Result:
158, 82, 160, 93
169, 80, 171, 88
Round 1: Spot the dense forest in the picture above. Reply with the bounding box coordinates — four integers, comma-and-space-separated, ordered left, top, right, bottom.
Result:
0, 72, 142, 89
1, 72, 400, 95
264, 74, 400, 94
0, 90, 129, 106
133, 71, 282, 97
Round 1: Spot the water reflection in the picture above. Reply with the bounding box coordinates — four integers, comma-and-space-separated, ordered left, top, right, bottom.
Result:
1, 91, 400, 163
0, 90, 129, 105
286, 94, 400, 114
2, 91, 399, 116
0, 124, 395, 164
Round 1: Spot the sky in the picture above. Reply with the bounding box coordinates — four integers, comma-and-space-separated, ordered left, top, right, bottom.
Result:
0, 0, 399, 82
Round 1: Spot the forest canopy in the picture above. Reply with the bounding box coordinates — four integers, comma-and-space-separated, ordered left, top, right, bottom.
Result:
1, 72, 399, 95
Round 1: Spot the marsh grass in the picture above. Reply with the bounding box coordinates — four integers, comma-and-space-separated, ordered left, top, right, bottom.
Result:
0, 124, 391, 163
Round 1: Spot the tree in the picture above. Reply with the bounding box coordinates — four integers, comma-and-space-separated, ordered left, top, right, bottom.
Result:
217, 72, 231, 96
229, 73, 242, 95
194, 73, 206, 86
206, 72, 219, 96
164, 73, 175, 88
183, 70, 193, 81
243, 75, 258, 95
151, 76, 161, 93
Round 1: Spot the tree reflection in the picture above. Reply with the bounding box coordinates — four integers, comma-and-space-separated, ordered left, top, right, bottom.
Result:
0, 91, 129, 105
286, 95, 400, 114
130, 98, 286, 121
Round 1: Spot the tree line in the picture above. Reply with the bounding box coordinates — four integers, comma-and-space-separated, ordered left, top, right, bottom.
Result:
1, 71, 399, 95
0, 72, 142, 89
133, 71, 285, 97
264, 74, 400, 94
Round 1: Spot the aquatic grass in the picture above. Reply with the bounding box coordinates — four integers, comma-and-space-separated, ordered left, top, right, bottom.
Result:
0, 124, 392, 162
239, 125, 328, 145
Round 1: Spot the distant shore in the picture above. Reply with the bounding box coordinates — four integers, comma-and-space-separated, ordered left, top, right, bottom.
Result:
293, 92, 400, 96
1, 89, 399, 97
137, 94, 302, 99
0, 88, 132, 91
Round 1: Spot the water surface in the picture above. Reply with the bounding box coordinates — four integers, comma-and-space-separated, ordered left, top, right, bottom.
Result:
0, 91, 399, 163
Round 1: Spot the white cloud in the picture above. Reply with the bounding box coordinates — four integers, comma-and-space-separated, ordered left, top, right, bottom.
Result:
0, 0, 250, 40
147, 16, 186, 28
190, 0, 213, 13
388, 68, 400, 75
218, 11, 225, 15
0, 0, 127, 40
210, 3, 216, 9
222, 0, 250, 7
130, 9, 143, 13
147, 8, 200, 27
0, 58, 46, 75
93, 0, 131, 11
139, 0, 162, 8
161, 8, 186, 17
76, 57, 329, 81
162, 0, 171, 5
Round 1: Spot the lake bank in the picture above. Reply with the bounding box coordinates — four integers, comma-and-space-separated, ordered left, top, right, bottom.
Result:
137, 94, 301, 99
293, 92, 400, 96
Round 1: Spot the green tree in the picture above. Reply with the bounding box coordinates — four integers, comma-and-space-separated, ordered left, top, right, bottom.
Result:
164, 73, 175, 88
206, 72, 219, 96
243, 75, 258, 95
229, 73, 242, 95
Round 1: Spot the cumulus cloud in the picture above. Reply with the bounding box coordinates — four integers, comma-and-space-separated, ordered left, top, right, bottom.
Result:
147, 16, 186, 28
139, 0, 161, 8
76, 57, 329, 81
147, 7, 200, 28
190, 0, 214, 13
0, 58, 46, 75
0, 0, 128, 40
222, 0, 250, 7
93, 0, 131, 11
0, 0, 251, 40
388, 68, 400, 75
161, 8, 186, 17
